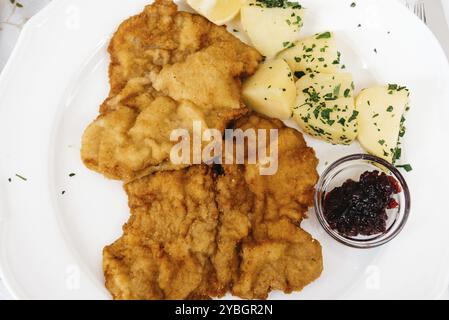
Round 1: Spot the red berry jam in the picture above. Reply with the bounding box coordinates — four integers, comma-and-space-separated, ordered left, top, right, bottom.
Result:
323, 170, 401, 237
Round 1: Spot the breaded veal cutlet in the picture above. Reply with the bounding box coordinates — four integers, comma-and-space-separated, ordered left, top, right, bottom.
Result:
81, 0, 262, 181
103, 115, 323, 300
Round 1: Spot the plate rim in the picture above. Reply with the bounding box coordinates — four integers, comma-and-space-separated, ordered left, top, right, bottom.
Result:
1, 0, 449, 300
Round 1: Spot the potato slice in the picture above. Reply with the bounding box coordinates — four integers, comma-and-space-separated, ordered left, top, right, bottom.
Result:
356, 85, 410, 162
241, 1, 304, 57
242, 58, 296, 120
293, 73, 357, 145
278, 32, 340, 75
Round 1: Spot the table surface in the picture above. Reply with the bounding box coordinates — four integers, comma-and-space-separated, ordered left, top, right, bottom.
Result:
0, 0, 448, 300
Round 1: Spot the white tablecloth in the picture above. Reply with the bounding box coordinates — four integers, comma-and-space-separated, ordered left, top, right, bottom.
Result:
0, 0, 448, 300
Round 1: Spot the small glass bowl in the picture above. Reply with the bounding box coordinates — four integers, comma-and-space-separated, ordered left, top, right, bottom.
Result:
314, 154, 411, 249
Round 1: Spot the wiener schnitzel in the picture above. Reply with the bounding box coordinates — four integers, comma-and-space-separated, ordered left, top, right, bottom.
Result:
103, 166, 219, 300
106, 0, 260, 101
232, 221, 323, 299
213, 115, 321, 299
81, 0, 261, 181
103, 114, 322, 300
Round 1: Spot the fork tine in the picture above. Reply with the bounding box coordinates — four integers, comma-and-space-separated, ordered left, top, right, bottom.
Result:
421, 3, 427, 24
413, 2, 427, 25
414, 3, 420, 17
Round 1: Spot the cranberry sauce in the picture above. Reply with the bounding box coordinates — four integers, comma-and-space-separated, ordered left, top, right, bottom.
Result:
323, 170, 401, 237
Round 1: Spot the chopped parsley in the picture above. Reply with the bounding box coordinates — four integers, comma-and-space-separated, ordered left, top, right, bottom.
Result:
294, 71, 306, 79
348, 110, 359, 123
393, 147, 402, 162
388, 84, 408, 92
316, 32, 332, 39
321, 108, 333, 120
15, 174, 27, 181
323, 92, 337, 101
333, 84, 341, 97
332, 51, 341, 65
283, 41, 295, 49
399, 115, 407, 137
254, 0, 302, 9
396, 164, 413, 172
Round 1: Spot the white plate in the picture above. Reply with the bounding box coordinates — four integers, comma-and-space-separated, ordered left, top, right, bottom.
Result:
1, 0, 449, 300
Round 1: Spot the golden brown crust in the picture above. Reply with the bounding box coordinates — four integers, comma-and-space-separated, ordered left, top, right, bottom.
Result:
104, 166, 219, 300
231, 220, 323, 299
212, 115, 322, 299
81, 0, 262, 181
107, 0, 260, 98
103, 114, 323, 300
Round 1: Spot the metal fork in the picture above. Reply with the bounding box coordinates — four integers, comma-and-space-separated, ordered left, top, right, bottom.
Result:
406, 0, 427, 24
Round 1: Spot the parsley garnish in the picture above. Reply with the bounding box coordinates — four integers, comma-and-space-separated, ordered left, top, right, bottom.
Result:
333, 84, 341, 97
393, 147, 402, 162
15, 174, 27, 181
396, 164, 413, 172
294, 71, 306, 79
316, 32, 331, 39
348, 110, 359, 122
388, 84, 408, 92
254, 0, 302, 9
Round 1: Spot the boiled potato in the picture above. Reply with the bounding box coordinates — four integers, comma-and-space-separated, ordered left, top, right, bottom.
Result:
293, 73, 357, 145
356, 85, 410, 162
242, 58, 296, 120
278, 32, 340, 75
241, 1, 304, 57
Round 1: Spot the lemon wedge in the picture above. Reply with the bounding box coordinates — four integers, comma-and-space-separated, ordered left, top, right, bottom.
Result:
187, 0, 244, 25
